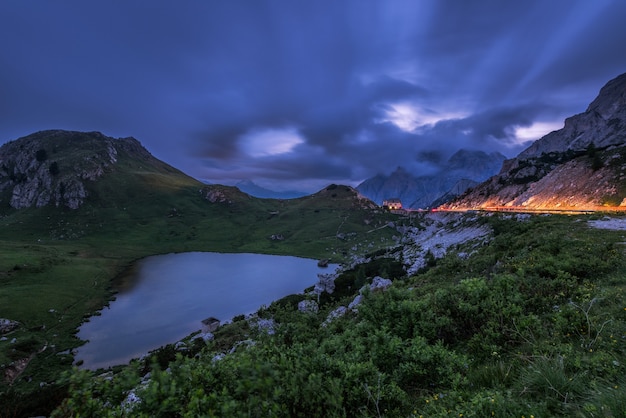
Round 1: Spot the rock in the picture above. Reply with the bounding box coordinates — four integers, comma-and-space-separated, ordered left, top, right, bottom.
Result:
191, 332, 214, 342
317, 258, 329, 267
0, 130, 161, 209
369, 276, 392, 292
252, 318, 275, 335
348, 295, 363, 311
0, 318, 19, 334
122, 389, 142, 412
323, 306, 347, 327
314, 273, 336, 295
298, 300, 319, 314
200, 187, 232, 203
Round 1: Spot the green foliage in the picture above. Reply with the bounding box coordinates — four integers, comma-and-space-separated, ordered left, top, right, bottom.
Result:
49, 161, 60, 175
54, 214, 625, 416
35, 148, 47, 162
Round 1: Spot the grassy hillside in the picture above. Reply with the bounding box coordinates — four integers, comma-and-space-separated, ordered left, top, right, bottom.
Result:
51, 213, 626, 417
0, 139, 397, 415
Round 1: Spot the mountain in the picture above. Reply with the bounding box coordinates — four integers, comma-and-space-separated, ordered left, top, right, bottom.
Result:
357, 149, 505, 208
0, 130, 200, 210
234, 179, 307, 199
443, 72, 626, 211
0, 130, 387, 252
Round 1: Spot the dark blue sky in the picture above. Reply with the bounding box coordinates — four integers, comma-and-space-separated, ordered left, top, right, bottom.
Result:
2, 1, 626, 192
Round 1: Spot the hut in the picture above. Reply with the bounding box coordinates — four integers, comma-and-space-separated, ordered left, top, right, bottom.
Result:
382, 198, 403, 210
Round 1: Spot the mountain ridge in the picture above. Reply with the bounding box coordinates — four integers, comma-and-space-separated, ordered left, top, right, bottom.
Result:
357, 149, 505, 208
443, 72, 626, 211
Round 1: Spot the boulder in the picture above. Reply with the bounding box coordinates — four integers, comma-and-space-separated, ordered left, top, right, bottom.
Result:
369, 276, 392, 292
0, 319, 19, 335
348, 294, 363, 311
298, 300, 319, 314
314, 273, 336, 295
323, 306, 348, 327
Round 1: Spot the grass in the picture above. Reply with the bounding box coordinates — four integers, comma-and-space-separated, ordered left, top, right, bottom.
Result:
36, 212, 626, 417
0, 146, 398, 416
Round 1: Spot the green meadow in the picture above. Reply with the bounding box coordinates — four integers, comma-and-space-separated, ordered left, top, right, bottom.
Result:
0, 146, 397, 416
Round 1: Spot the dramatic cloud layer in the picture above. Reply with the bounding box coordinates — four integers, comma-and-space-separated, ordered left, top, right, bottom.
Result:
2, 1, 626, 191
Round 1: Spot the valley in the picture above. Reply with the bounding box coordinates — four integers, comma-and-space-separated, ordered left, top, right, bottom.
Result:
2, 71, 626, 416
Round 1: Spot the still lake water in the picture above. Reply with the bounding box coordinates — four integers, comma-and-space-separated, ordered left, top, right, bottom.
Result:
75, 252, 336, 370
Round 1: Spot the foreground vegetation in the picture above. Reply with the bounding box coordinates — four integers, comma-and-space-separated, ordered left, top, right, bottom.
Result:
51, 214, 626, 417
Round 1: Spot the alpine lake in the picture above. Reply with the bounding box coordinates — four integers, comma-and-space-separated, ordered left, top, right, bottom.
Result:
74, 252, 336, 370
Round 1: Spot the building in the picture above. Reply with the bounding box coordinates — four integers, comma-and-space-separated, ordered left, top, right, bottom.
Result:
382, 198, 403, 210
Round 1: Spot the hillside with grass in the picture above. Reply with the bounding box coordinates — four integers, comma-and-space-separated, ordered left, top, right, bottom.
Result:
0, 131, 399, 416
52, 213, 626, 417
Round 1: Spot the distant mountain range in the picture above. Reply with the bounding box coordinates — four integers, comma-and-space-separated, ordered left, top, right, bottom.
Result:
357, 149, 506, 209
234, 179, 307, 199
443, 71, 626, 211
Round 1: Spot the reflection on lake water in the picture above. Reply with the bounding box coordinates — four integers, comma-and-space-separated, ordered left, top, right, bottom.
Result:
75, 252, 336, 370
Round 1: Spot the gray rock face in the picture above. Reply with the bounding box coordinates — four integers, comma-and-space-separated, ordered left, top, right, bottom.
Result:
314, 273, 336, 295
297, 300, 319, 314
368, 276, 393, 292
200, 187, 232, 203
519, 72, 626, 159
0, 130, 147, 209
323, 306, 348, 326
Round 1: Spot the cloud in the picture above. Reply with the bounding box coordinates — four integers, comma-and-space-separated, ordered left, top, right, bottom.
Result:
2, 1, 626, 192
239, 127, 304, 157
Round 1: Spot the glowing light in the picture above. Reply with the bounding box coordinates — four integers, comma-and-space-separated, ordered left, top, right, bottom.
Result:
379, 102, 466, 132
513, 121, 563, 143
240, 127, 304, 157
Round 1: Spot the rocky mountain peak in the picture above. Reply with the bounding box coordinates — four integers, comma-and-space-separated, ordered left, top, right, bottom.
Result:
357, 149, 505, 208
518, 72, 626, 159
443, 72, 626, 211
0, 130, 151, 209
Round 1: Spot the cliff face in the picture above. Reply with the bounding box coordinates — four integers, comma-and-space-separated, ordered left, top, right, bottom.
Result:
519, 73, 626, 159
0, 130, 157, 209
443, 72, 626, 211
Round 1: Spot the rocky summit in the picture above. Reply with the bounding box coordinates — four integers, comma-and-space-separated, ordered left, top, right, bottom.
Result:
444, 72, 626, 211
357, 149, 505, 209
0, 130, 189, 210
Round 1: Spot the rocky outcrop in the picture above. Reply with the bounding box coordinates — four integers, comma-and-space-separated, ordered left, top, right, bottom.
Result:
0, 130, 153, 209
0, 318, 19, 334
297, 300, 319, 314
519, 73, 626, 159
397, 212, 491, 275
